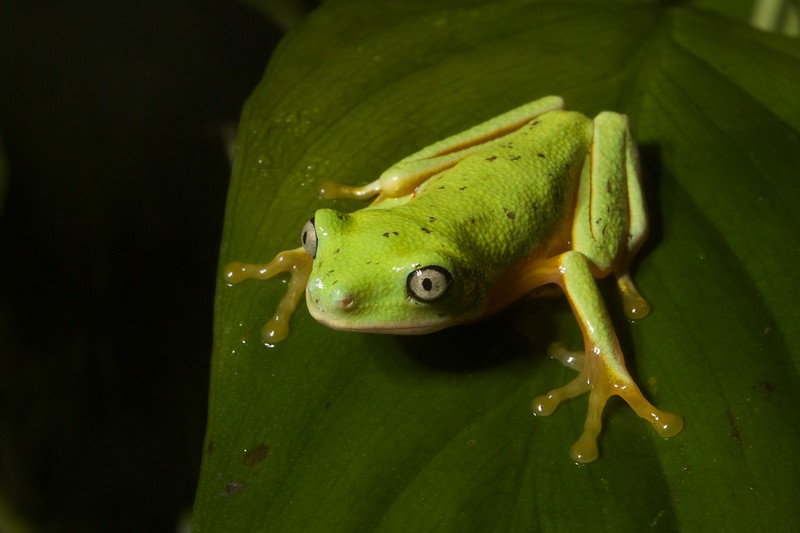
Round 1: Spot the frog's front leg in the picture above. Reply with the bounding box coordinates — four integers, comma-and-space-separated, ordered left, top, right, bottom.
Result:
319, 96, 566, 204
532, 252, 683, 463
224, 247, 313, 343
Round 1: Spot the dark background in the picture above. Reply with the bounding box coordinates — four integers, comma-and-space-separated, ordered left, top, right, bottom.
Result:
0, 1, 284, 530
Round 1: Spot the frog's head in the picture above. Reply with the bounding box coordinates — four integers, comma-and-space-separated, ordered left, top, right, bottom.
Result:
301, 208, 490, 334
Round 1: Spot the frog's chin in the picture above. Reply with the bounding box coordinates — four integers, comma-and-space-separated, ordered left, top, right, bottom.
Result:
314, 316, 456, 336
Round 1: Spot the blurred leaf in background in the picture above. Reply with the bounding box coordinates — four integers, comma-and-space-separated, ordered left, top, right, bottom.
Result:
0, 0, 297, 530
196, 0, 800, 531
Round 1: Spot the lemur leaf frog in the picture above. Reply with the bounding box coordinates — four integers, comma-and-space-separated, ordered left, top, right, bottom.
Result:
225, 96, 683, 462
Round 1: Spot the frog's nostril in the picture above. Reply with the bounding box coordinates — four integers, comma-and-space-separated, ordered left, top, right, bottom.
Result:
339, 294, 354, 310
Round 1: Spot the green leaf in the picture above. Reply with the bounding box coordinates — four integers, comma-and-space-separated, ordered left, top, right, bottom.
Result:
194, 1, 800, 531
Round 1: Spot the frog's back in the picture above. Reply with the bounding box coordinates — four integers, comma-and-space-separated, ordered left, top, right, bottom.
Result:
404, 110, 593, 271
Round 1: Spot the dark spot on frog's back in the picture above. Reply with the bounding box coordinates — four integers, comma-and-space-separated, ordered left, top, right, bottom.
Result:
485, 155, 497, 162
507, 211, 516, 220
421, 227, 431, 234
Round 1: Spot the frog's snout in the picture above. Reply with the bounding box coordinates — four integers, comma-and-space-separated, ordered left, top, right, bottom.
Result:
306, 279, 359, 320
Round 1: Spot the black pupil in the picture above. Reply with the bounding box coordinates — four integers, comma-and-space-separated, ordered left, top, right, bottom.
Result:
422, 278, 433, 291
302, 231, 308, 245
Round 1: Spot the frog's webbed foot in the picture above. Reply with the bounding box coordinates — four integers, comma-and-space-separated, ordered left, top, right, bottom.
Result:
531, 251, 683, 463
224, 247, 313, 344
533, 340, 683, 463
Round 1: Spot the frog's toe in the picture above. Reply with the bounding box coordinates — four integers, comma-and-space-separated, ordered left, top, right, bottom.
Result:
631, 399, 684, 438
616, 272, 651, 320
531, 372, 606, 463
569, 375, 612, 463
546, 342, 584, 370
531, 373, 590, 417
532, 342, 588, 415
570, 434, 600, 463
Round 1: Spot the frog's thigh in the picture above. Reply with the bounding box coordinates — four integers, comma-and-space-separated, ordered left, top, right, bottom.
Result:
533, 251, 683, 462
572, 112, 651, 318
572, 112, 640, 273
322, 97, 566, 202
394, 96, 566, 166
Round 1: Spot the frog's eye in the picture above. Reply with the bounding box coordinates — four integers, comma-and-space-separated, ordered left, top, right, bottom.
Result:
407, 266, 452, 303
301, 218, 317, 258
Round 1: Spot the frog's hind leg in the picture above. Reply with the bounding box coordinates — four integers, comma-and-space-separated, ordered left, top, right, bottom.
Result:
532, 251, 683, 463
320, 96, 566, 204
572, 111, 652, 320
541, 116, 683, 462
612, 113, 652, 319
224, 247, 313, 344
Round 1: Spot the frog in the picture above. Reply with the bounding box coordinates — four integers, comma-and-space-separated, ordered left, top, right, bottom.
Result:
224, 95, 683, 462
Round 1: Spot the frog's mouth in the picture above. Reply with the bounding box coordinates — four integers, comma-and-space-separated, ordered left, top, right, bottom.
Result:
328, 322, 451, 336
308, 306, 457, 336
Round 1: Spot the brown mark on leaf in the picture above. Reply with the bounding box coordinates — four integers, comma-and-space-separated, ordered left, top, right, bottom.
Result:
727, 410, 744, 446
242, 443, 270, 467
224, 481, 244, 496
